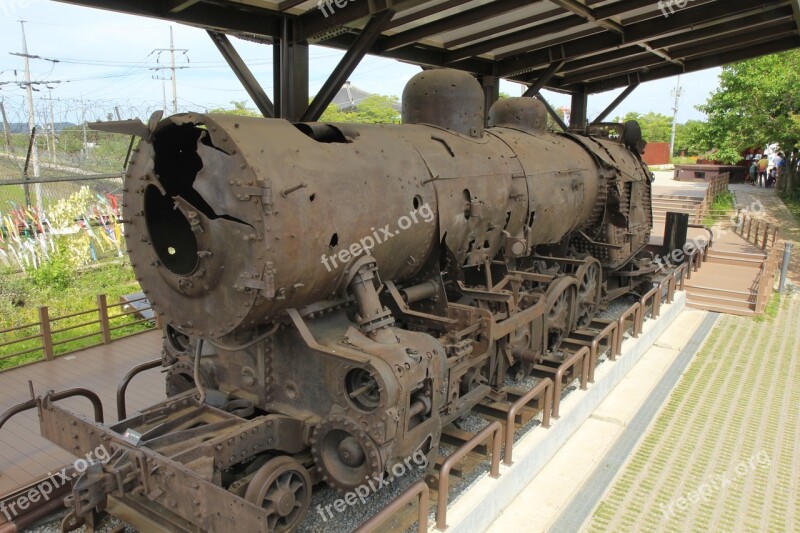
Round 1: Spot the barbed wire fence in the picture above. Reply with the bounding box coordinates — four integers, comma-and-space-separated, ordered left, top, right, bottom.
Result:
0, 97, 169, 272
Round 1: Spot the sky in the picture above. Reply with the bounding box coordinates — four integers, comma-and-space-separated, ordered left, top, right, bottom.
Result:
0, 1, 723, 126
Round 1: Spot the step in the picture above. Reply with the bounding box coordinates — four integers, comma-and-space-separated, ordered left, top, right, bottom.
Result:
682, 284, 754, 299
685, 292, 755, 310
651, 200, 702, 208
651, 205, 701, 213
652, 194, 705, 202
707, 248, 766, 259
686, 300, 756, 316
706, 255, 766, 268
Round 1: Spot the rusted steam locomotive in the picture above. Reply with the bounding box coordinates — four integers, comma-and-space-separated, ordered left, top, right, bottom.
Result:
7, 70, 657, 532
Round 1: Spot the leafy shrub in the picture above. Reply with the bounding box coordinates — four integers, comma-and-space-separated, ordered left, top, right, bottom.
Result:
29, 249, 73, 290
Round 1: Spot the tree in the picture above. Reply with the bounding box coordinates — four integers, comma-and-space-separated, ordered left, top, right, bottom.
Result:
673, 120, 713, 157
618, 112, 673, 143
208, 101, 261, 117
697, 50, 799, 195
319, 94, 400, 124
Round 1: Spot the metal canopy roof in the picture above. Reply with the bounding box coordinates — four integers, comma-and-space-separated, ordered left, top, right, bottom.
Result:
56, 0, 800, 95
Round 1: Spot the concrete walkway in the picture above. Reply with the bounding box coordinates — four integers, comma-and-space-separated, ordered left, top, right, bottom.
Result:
579, 184, 800, 532
585, 294, 799, 532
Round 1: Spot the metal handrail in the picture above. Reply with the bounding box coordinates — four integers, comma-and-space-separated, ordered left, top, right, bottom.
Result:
117, 358, 162, 419
355, 480, 430, 533
436, 421, 502, 530
504, 378, 552, 465
552, 347, 590, 419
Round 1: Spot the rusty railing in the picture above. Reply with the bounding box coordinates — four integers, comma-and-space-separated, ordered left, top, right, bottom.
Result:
551, 346, 590, 419
587, 321, 619, 375
504, 378, 553, 465
355, 480, 430, 533
436, 421, 502, 530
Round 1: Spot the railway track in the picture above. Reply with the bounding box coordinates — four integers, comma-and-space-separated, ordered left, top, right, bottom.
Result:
0, 265, 690, 533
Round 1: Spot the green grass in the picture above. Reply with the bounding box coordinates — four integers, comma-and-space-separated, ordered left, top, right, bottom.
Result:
0, 261, 152, 370
702, 191, 735, 227
754, 293, 782, 323
670, 156, 698, 165
780, 194, 800, 224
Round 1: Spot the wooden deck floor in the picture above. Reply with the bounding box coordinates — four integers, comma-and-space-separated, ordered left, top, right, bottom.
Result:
0, 330, 163, 495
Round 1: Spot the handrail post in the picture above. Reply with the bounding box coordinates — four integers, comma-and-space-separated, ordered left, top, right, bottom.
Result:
504, 378, 552, 465
38, 305, 54, 361
436, 422, 502, 530
97, 294, 112, 345
355, 480, 429, 533
117, 358, 162, 420
762, 224, 769, 250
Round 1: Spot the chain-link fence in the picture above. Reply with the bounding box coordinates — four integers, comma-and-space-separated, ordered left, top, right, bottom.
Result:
1, 123, 129, 273
0, 173, 126, 271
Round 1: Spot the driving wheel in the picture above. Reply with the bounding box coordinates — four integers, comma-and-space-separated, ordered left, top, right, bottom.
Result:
575, 259, 602, 329
244, 456, 312, 532
543, 277, 577, 354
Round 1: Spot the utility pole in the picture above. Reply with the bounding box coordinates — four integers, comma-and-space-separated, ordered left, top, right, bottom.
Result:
169, 27, 179, 114
152, 27, 188, 114
20, 20, 42, 207
81, 98, 89, 161
669, 75, 683, 159
0, 99, 13, 155
48, 89, 56, 162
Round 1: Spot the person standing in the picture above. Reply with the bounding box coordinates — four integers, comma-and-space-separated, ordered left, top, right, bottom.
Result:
775, 152, 786, 188
758, 156, 768, 187
748, 159, 758, 186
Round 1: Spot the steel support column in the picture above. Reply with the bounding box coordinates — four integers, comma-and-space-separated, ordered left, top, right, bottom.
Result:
592, 83, 639, 124
208, 31, 274, 118
277, 18, 309, 122
522, 60, 566, 97
301, 10, 394, 122
479, 75, 499, 125
570, 90, 588, 130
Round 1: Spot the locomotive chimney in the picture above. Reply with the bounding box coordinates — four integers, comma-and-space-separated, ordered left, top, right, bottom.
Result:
401, 69, 484, 138
488, 97, 548, 134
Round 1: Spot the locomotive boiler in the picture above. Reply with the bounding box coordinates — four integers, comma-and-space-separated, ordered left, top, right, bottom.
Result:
7, 70, 657, 532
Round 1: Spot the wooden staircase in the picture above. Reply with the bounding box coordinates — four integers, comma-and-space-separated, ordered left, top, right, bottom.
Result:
684, 235, 769, 317
651, 194, 704, 225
